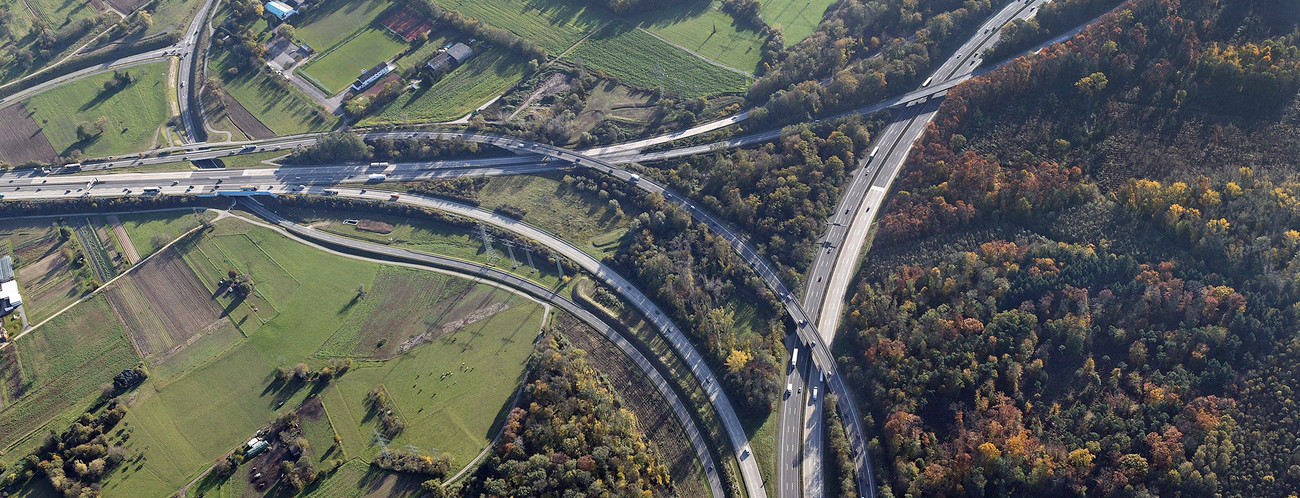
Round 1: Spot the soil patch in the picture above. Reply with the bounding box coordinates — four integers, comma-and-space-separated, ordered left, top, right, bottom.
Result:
105, 247, 227, 359
221, 90, 277, 139
355, 219, 394, 234
106, 215, 141, 264
298, 396, 325, 421
0, 104, 58, 165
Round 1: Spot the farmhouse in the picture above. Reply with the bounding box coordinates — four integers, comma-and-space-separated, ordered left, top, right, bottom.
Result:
351, 61, 395, 92
264, 0, 296, 21
0, 255, 19, 316
426, 43, 473, 71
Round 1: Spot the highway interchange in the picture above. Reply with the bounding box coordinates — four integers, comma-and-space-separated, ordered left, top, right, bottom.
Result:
0, 0, 1103, 494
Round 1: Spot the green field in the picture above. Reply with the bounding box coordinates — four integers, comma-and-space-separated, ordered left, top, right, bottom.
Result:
760, 0, 836, 46
474, 172, 638, 258
24, 61, 172, 157
300, 28, 408, 94
430, 0, 609, 54
632, 4, 765, 73
363, 48, 528, 124
211, 51, 337, 135
564, 23, 752, 98
294, 0, 392, 52
0, 295, 141, 456
144, 0, 204, 37
118, 209, 212, 258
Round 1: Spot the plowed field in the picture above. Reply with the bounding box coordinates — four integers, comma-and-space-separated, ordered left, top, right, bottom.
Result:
0, 104, 57, 165
104, 246, 227, 360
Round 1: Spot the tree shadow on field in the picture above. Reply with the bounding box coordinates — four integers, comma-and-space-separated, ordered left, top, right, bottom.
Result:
218, 292, 247, 317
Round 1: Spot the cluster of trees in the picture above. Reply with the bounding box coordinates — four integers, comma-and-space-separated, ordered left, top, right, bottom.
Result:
285, 133, 372, 163
372, 448, 452, 476
410, 177, 489, 206
982, 0, 1122, 62
0, 401, 130, 495
599, 0, 685, 14
720, 0, 765, 30
7, 15, 104, 71
100, 70, 134, 94
611, 186, 784, 413
843, 240, 1257, 495
461, 336, 671, 496
400, 0, 546, 62
747, 0, 1001, 124
824, 393, 859, 498
365, 387, 406, 438
844, 0, 1300, 495
649, 118, 878, 280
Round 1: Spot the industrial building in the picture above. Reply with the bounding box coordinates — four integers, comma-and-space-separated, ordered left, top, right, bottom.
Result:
265, 0, 296, 21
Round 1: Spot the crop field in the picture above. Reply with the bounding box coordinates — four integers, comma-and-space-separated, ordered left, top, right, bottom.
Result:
363, 49, 529, 124
24, 60, 172, 157
0, 219, 85, 322
295, 0, 392, 51
210, 51, 336, 136
560, 313, 708, 497
117, 209, 210, 258
24, 0, 101, 33
0, 104, 58, 165
299, 28, 408, 94
103, 246, 230, 361
317, 266, 513, 359
323, 299, 545, 462
0, 295, 139, 456
760, 0, 835, 46
431, 0, 609, 54
564, 23, 753, 98
632, 5, 766, 73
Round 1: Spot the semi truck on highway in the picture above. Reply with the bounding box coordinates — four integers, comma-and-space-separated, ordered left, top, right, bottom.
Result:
240, 185, 258, 191
790, 348, 798, 368
142, 187, 161, 194
367, 174, 387, 182
324, 189, 340, 195
369, 162, 390, 168
629, 174, 640, 184
870, 146, 880, 158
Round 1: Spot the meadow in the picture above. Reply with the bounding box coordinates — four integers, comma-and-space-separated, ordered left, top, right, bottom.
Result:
117, 208, 212, 258
473, 172, 638, 259
294, 0, 392, 51
0, 296, 140, 457
632, 4, 766, 73
24, 60, 172, 157
564, 23, 752, 98
363, 49, 528, 124
760, 0, 836, 46
300, 28, 408, 94
211, 51, 336, 135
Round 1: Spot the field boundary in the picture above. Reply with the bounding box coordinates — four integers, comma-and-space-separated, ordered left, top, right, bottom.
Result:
634, 26, 754, 77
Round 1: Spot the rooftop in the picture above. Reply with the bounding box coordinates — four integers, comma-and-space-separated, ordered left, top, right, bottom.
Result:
0, 255, 11, 282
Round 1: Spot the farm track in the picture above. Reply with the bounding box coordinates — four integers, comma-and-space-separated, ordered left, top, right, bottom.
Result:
74, 218, 115, 283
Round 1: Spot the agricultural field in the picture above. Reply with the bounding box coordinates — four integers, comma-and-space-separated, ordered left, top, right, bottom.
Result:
362, 48, 529, 124
299, 28, 408, 94
23, 60, 173, 157
564, 23, 752, 98
0, 218, 93, 322
102, 245, 235, 362
760, 0, 835, 46
141, 0, 204, 37
0, 104, 58, 165
631, 4, 766, 74
210, 51, 336, 136
116, 208, 211, 258
0, 295, 140, 457
430, 0, 609, 54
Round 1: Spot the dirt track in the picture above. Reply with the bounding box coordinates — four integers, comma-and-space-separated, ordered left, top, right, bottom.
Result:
106, 215, 141, 264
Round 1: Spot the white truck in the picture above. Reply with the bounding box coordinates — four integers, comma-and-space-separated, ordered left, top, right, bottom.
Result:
367, 174, 387, 183
369, 162, 390, 169
629, 173, 640, 184
790, 348, 798, 369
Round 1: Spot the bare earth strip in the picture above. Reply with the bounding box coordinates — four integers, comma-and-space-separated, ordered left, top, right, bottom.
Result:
0, 104, 57, 165
220, 90, 277, 139
106, 215, 141, 264
104, 247, 226, 359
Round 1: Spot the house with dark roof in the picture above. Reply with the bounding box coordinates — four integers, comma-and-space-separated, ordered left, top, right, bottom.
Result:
426, 43, 473, 72
351, 61, 395, 92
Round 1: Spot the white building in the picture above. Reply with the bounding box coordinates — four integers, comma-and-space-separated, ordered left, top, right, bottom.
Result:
351, 61, 395, 92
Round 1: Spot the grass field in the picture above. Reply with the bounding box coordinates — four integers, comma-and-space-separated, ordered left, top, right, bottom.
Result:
295, 0, 392, 52
631, 3, 765, 73
0, 219, 89, 322
429, 0, 608, 54
760, 0, 835, 46
300, 28, 408, 94
362, 48, 528, 124
564, 23, 752, 98
211, 51, 337, 135
143, 0, 203, 37
0, 295, 140, 456
117, 209, 211, 258
24, 60, 172, 157
474, 172, 638, 259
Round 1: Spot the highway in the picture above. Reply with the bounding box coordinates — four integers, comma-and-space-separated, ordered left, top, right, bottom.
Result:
237, 198, 727, 497
176, 0, 220, 143
777, 340, 810, 498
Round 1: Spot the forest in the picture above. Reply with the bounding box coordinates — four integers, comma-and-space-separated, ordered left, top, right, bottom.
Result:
846, 0, 1300, 495
459, 334, 672, 496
